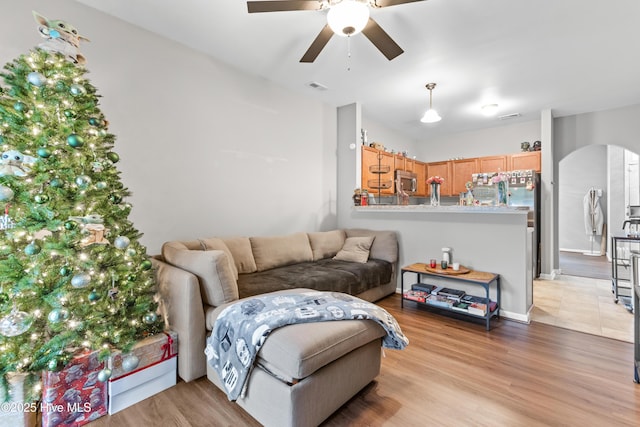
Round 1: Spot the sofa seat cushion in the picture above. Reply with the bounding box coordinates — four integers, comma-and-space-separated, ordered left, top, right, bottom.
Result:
257, 320, 384, 382
315, 258, 393, 295
205, 289, 386, 383
236, 262, 358, 298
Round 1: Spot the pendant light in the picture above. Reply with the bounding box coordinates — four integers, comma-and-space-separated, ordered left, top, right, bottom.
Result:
420, 83, 441, 123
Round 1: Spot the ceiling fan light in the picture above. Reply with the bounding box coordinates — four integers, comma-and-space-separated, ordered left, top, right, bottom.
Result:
327, 1, 370, 37
420, 109, 441, 123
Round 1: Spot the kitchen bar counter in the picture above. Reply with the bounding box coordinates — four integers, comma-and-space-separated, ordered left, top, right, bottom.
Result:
354, 205, 529, 214
341, 203, 533, 322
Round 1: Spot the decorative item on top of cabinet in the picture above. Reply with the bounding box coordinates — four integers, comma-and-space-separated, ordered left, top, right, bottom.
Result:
509, 151, 541, 172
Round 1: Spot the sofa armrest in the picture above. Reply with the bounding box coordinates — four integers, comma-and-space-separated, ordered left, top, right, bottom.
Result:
152, 257, 207, 382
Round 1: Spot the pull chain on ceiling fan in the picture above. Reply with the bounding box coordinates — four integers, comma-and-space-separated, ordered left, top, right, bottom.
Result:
246, 0, 427, 63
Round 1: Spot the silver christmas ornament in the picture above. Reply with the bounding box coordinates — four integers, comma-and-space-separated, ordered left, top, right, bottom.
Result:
97, 368, 112, 382
114, 236, 130, 249
0, 306, 33, 337
0, 185, 14, 201
71, 273, 91, 288
122, 354, 140, 372
27, 71, 46, 87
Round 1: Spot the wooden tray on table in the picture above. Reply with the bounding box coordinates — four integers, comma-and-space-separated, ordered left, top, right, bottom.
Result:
423, 265, 470, 275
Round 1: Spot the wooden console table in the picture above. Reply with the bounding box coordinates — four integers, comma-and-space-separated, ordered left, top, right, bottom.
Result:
401, 263, 501, 330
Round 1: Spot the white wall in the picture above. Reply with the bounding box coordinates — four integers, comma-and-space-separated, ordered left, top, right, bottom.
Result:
1, 0, 338, 254
361, 114, 419, 156
414, 119, 541, 162
558, 145, 608, 253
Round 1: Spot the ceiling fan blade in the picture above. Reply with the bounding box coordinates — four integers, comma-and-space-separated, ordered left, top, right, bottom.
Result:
361, 18, 404, 60
372, 0, 427, 7
300, 25, 334, 63
247, 1, 323, 13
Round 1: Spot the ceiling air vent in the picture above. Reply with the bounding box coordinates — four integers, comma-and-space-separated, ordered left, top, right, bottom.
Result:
498, 112, 521, 120
307, 81, 328, 91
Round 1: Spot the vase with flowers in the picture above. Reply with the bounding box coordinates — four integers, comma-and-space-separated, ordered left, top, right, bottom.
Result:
491, 172, 509, 205
426, 176, 444, 206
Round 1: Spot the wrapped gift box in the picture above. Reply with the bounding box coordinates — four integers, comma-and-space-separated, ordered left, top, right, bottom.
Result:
107, 331, 178, 414
108, 330, 177, 380
0, 373, 39, 427
41, 350, 108, 427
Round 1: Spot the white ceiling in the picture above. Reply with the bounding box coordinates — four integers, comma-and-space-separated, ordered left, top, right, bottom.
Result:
75, 0, 640, 141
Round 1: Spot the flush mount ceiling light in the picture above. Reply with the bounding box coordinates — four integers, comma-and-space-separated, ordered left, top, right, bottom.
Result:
481, 103, 499, 117
327, 0, 370, 36
420, 83, 442, 123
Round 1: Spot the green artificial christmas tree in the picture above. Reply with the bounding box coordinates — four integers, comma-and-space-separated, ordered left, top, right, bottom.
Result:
0, 12, 163, 398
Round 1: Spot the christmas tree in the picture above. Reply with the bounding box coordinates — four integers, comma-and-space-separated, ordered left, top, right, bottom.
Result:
0, 12, 164, 398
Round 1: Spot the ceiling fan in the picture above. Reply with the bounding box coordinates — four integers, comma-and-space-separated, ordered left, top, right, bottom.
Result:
247, 0, 427, 63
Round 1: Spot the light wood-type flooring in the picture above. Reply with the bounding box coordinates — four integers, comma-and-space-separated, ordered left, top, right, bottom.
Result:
532, 250, 633, 343
89, 294, 639, 427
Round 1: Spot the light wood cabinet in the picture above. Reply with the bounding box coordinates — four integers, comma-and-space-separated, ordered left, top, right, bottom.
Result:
362, 146, 394, 195
478, 155, 508, 173
426, 161, 452, 196
509, 151, 541, 172
451, 158, 479, 195
394, 155, 415, 172
414, 161, 427, 197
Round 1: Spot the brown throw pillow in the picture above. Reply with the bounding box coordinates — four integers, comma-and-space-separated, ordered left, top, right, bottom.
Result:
333, 236, 375, 263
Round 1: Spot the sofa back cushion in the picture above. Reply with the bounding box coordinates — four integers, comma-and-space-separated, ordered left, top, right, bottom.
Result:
162, 241, 239, 307
307, 230, 346, 261
345, 229, 398, 264
250, 232, 313, 272
200, 237, 238, 279
221, 237, 257, 274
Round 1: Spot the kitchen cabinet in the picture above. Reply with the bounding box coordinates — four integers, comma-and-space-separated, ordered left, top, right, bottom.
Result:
451, 158, 479, 195
478, 155, 508, 173
509, 151, 541, 172
394, 155, 415, 172
426, 161, 452, 196
414, 161, 427, 197
361, 146, 394, 195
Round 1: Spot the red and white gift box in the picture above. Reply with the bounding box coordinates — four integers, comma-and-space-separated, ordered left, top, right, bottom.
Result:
107, 331, 178, 414
41, 350, 108, 427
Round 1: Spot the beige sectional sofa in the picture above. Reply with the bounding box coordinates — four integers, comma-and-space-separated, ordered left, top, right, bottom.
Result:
153, 228, 398, 426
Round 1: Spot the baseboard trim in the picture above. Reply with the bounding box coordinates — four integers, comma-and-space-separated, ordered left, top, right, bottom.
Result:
500, 309, 530, 324
539, 269, 562, 280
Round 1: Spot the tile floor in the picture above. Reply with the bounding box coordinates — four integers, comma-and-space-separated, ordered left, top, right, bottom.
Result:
531, 275, 634, 343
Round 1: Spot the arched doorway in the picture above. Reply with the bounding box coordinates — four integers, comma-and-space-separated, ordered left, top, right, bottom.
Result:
532, 144, 637, 341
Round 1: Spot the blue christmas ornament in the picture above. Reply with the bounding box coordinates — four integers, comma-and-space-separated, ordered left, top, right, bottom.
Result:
49, 29, 61, 39
69, 84, 86, 96
75, 175, 91, 188
27, 72, 46, 87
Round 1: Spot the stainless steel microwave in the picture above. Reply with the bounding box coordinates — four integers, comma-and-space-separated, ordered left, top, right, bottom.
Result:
395, 170, 417, 194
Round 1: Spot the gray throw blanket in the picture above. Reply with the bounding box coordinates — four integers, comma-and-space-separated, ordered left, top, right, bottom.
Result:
205, 290, 408, 401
